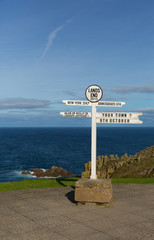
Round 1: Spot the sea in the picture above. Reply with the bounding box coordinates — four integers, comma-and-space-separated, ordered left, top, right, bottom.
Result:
0, 127, 154, 183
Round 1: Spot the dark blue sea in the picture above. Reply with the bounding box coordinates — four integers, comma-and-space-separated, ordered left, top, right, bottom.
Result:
0, 127, 154, 183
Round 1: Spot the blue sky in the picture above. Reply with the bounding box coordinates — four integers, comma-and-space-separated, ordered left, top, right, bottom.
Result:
0, 0, 154, 127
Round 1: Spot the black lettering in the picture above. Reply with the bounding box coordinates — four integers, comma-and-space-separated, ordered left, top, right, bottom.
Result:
91, 93, 98, 97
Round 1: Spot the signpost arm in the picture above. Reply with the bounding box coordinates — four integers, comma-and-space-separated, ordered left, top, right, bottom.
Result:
90, 103, 97, 179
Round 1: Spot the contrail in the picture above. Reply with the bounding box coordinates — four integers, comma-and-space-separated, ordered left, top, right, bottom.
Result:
40, 19, 71, 60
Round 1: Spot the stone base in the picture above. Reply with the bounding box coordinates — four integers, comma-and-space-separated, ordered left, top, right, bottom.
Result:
75, 178, 112, 206
76, 200, 113, 207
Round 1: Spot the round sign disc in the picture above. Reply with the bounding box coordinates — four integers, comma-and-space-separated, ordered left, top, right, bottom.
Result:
85, 85, 103, 103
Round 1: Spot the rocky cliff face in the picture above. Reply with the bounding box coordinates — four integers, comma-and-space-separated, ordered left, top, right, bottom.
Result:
82, 145, 154, 178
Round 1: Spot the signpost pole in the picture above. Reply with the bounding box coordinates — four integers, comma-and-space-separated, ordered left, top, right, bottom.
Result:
61, 85, 143, 205
90, 103, 97, 179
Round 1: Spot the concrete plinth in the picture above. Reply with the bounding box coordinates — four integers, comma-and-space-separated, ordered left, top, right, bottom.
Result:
75, 178, 113, 206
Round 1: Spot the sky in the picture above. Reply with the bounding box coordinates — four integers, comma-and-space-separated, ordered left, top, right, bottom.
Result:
0, 0, 154, 127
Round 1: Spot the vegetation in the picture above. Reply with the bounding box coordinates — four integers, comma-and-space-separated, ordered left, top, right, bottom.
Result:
0, 177, 79, 192
82, 145, 154, 178
112, 178, 154, 184
0, 177, 153, 192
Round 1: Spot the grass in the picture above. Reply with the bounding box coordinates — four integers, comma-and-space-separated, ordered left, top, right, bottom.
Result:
0, 177, 153, 192
112, 178, 154, 184
0, 177, 79, 192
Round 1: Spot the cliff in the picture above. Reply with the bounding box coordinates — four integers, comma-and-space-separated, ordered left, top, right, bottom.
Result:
82, 145, 154, 178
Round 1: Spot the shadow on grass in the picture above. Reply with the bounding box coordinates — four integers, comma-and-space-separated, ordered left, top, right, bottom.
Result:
55, 177, 79, 187
56, 178, 67, 187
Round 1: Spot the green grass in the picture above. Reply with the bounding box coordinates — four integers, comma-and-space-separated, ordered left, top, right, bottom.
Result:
0, 177, 79, 192
0, 177, 153, 192
112, 178, 154, 184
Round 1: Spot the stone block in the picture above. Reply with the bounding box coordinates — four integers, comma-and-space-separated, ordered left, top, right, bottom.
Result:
75, 178, 112, 206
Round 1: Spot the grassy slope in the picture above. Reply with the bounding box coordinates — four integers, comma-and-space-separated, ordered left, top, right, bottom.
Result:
112, 155, 154, 178
112, 160, 153, 178
112, 146, 154, 178
0, 177, 154, 192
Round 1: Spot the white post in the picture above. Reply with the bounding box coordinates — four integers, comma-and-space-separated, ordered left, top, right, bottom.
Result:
90, 103, 97, 179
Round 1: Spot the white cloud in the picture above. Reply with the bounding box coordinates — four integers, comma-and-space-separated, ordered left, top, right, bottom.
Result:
40, 19, 72, 60
111, 85, 154, 94
0, 98, 51, 109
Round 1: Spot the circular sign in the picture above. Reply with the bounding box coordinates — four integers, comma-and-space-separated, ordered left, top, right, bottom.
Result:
85, 85, 103, 103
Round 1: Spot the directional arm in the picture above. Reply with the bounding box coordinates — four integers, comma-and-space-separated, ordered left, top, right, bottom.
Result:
60, 112, 91, 117
60, 111, 143, 124
62, 100, 125, 107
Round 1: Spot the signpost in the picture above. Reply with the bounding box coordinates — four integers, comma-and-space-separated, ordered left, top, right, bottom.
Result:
85, 85, 102, 179
60, 85, 143, 180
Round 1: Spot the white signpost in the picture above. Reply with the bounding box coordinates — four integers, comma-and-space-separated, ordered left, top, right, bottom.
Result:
60, 85, 143, 180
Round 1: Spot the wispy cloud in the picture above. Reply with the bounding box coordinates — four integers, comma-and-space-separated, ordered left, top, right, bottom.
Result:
0, 110, 60, 127
0, 98, 51, 109
111, 85, 154, 94
52, 100, 64, 104
102, 96, 127, 101
40, 19, 71, 60
62, 90, 78, 97
134, 108, 154, 114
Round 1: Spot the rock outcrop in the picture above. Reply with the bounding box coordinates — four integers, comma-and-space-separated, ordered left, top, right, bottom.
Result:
22, 166, 73, 178
22, 170, 31, 175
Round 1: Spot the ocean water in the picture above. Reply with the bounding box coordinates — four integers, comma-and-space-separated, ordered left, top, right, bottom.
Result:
0, 127, 154, 183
